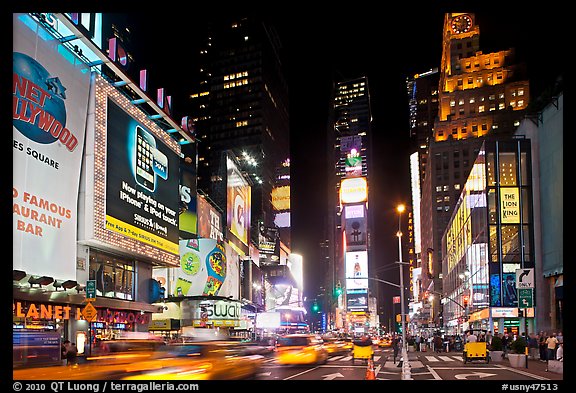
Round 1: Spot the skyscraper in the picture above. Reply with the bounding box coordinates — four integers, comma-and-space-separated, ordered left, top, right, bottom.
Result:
419, 13, 530, 326
325, 76, 374, 332
185, 17, 290, 258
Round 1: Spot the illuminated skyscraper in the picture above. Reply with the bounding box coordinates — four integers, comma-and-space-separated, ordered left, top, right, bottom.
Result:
419, 13, 530, 325
325, 76, 374, 332
185, 17, 290, 256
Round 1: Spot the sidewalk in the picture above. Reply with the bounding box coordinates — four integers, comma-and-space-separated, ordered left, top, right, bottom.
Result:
395, 351, 563, 380
497, 357, 563, 380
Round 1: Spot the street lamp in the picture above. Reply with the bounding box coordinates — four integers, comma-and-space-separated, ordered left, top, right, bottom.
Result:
396, 204, 411, 379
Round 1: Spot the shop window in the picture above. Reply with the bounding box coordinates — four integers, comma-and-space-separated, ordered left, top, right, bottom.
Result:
498, 151, 517, 186
489, 225, 499, 262
89, 251, 135, 301
501, 225, 521, 262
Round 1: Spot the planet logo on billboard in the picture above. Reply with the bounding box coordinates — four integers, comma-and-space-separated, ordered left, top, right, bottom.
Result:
180, 252, 200, 275
13, 52, 79, 152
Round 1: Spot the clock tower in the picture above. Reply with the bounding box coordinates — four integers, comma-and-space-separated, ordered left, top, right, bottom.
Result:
440, 13, 480, 92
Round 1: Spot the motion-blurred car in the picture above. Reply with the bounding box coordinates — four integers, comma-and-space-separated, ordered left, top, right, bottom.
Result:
122, 341, 265, 380
275, 334, 328, 365
377, 337, 392, 348
13, 339, 165, 380
322, 337, 352, 355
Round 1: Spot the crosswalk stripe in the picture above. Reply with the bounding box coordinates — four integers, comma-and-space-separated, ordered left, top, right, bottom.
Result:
452, 356, 463, 361
374, 356, 381, 361
438, 356, 454, 361
328, 356, 343, 362
425, 356, 439, 362
341, 356, 352, 361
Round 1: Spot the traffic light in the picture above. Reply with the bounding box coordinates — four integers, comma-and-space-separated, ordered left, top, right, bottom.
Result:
312, 302, 319, 313
463, 294, 469, 308
334, 281, 342, 297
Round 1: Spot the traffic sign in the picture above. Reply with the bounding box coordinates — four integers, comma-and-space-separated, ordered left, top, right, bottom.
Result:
516, 268, 534, 289
518, 288, 533, 308
86, 280, 96, 301
82, 301, 97, 322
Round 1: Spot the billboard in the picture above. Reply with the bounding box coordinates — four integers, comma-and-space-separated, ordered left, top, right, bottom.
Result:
347, 289, 369, 312
340, 177, 367, 204
271, 186, 290, 211
226, 154, 250, 248
105, 98, 179, 255
197, 196, 224, 241
179, 158, 197, 239
13, 14, 90, 279
153, 238, 239, 298
345, 251, 368, 290
259, 226, 280, 264
344, 204, 367, 250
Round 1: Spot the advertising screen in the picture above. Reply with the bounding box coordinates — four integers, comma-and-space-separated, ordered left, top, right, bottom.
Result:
105, 99, 179, 255
13, 14, 90, 279
255, 312, 281, 329
157, 238, 239, 299
346, 290, 369, 312
197, 195, 224, 241
340, 177, 367, 204
226, 155, 251, 247
271, 186, 290, 211
344, 204, 367, 250
179, 160, 197, 239
345, 251, 368, 290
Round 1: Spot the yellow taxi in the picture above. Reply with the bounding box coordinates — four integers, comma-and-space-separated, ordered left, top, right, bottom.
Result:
322, 337, 352, 356
275, 334, 328, 365
377, 336, 392, 348
122, 341, 265, 380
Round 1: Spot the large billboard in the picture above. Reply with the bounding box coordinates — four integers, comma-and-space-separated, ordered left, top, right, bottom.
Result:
13, 14, 90, 279
226, 154, 251, 250
344, 204, 367, 250
179, 158, 197, 239
347, 289, 369, 312
340, 177, 367, 204
105, 98, 179, 255
197, 196, 224, 241
345, 251, 368, 290
154, 238, 239, 298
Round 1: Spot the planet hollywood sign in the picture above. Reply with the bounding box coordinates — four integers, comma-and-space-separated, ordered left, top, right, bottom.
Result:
13, 301, 150, 325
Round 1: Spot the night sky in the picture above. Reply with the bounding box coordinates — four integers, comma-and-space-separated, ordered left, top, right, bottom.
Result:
111, 8, 564, 315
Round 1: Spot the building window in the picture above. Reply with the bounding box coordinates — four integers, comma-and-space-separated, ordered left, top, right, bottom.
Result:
478, 105, 485, 113
454, 184, 461, 190
436, 186, 443, 192
443, 185, 449, 192
89, 251, 135, 301
458, 99, 465, 105
469, 97, 475, 104
499, 103, 506, 110
518, 89, 524, 96
450, 100, 456, 107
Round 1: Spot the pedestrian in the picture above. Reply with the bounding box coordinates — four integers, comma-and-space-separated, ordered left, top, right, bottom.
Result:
392, 335, 400, 364
502, 333, 510, 358
539, 332, 547, 362
467, 331, 478, 343
556, 343, 563, 362
545, 333, 558, 371
61, 340, 70, 366
434, 335, 443, 353
66, 342, 78, 366
485, 331, 493, 346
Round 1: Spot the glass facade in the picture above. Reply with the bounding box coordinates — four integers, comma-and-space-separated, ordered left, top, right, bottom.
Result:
89, 250, 135, 301
442, 139, 534, 332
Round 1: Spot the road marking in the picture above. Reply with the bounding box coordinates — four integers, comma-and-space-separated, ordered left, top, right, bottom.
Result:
375, 364, 382, 374
426, 365, 442, 380
322, 372, 344, 380
425, 356, 440, 362
283, 366, 320, 380
341, 355, 352, 361
493, 364, 550, 380
455, 371, 497, 379
328, 356, 343, 362
439, 356, 454, 361
452, 356, 464, 362
374, 356, 381, 361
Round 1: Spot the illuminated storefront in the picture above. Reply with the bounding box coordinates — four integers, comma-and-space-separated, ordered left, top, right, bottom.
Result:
442, 139, 534, 335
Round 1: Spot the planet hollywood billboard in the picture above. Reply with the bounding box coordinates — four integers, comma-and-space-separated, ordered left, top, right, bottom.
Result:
13, 14, 91, 279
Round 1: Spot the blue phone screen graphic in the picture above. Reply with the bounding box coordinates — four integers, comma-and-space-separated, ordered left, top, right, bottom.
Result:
152, 148, 168, 180
134, 126, 156, 192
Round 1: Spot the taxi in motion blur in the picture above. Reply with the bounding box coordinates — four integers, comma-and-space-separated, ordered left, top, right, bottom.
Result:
275, 334, 328, 365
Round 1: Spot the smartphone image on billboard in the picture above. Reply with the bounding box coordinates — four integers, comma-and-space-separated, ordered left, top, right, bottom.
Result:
152, 147, 168, 180
135, 125, 156, 192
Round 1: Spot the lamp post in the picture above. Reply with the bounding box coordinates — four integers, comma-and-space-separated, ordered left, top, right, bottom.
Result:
396, 204, 411, 380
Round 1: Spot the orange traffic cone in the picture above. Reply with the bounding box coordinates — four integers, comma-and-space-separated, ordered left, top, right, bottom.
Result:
365, 358, 376, 380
